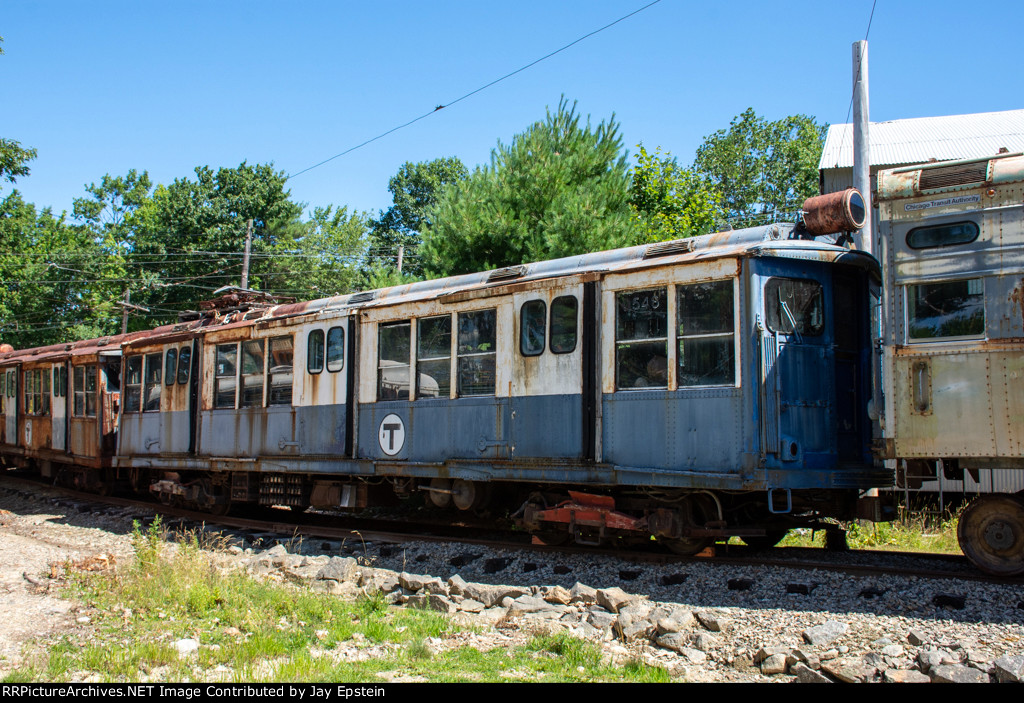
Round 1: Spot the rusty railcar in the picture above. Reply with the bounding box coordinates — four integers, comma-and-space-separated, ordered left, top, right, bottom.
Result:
875, 152, 1024, 574
0, 334, 127, 487
121, 200, 887, 553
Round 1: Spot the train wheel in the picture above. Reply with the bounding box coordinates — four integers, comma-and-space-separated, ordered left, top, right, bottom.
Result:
957, 495, 1024, 576
426, 478, 452, 509
742, 530, 789, 550
451, 479, 490, 511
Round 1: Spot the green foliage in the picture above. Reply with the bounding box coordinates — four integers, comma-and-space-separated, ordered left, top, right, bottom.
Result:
421, 98, 635, 277
629, 144, 722, 242
693, 108, 826, 226
0, 138, 36, 185
368, 157, 467, 278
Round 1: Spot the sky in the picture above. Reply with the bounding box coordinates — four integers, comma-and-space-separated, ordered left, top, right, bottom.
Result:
4, 0, 1024, 221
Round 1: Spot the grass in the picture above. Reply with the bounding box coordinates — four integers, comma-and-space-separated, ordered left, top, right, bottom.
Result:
3, 517, 670, 684
776, 503, 964, 553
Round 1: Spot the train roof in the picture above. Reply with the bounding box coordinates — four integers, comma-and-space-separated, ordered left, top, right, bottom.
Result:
1, 222, 879, 359
254, 223, 877, 320
877, 151, 1024, 200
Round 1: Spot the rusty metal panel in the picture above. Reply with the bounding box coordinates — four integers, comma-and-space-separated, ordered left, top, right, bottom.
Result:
893, 350, 997, 457
69, 417, 99, 459
993, 350, 1024, 456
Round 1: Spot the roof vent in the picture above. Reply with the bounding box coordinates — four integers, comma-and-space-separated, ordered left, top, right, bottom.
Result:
487, 265, 526, 283
348, 291, 376, 304
643, 239, 696, 259
919, 161, 989, 190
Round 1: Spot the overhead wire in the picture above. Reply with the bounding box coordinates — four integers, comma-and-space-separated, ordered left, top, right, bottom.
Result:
286, 0, 664, 180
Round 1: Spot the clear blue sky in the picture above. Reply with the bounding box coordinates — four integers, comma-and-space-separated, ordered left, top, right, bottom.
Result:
4, 0, 1023, 220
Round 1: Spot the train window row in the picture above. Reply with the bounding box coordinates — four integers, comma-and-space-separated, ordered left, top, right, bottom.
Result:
215, 336, 294, 409
616, 280, 736, 390
378, 309, 497, 401
519, 296, 578, 357
907, 278, 985, 341
307, 327, 344, 374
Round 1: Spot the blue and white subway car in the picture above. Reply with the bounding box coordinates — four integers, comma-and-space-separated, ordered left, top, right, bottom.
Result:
120, 207, 888, 551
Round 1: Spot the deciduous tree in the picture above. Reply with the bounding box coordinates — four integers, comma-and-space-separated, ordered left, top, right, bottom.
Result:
693, 108, 826, 227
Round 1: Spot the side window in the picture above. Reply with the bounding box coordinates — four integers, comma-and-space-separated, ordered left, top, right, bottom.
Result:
124, 358, 142, 413
53, 368, 60, 397
164, 348, 177, 387
144, 353, 162, 412
85, 366, 97, 417
214, 344, 238, 409
677, 280, 735, 386
906, 221, 979, 249
60, 366, 68, 398
307, 330, 325, 374
177, 346, 192, 385
907, 279, 985, 341
615, 288, 667, 390
519, 300, 546, 357
378, 322, 411, 401
326, 326, 345, 373
241, 340, 265, 408
268, 336, 294, 406
550, 296, 578, 354
766, 278, 824, 336
42, 369, 50, 413
417, 315, 451, 399
457, 309, 496, 396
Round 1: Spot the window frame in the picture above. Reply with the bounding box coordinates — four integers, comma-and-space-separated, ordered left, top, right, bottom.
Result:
124, 357, 143, 413
416, 314, 452, 400
378, 321, 412, 401
164, 348, 178, 387
143, 352, 162, 412
906, 277, 986, 343
906, 220, 980, 250
326, 326, 345, 373
614, 287, 669, 391
457, 308, 497, 397
549, 295, 578, 355
519, 300, 546, 357
307, 329, 325, 375
676, 279, 736, 388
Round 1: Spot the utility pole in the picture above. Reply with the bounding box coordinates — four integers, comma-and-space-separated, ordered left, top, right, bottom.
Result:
117, 288, 150, 334
852, 40, 872, 256
240, 218, 253, 289
397, 244, 404, 275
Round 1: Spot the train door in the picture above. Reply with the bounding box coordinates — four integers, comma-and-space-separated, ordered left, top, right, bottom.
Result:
296, 320, 348, 456
509, 283, 588, 460
51, 363, 68, 453
756, 260, 833, 466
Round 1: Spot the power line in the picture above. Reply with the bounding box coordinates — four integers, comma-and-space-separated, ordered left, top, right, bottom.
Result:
286, 0, 664, 180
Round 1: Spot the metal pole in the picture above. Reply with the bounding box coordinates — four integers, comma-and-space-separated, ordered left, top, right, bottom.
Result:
241, 218, 253, 289
397, 244, 404, 274
852, 40, 873, 256
121, 288, 130, 335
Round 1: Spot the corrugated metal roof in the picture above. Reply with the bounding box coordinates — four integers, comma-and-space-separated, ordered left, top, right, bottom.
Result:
819, 109, 1024, 171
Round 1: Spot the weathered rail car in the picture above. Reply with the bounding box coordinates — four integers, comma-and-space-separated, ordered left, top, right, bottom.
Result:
875, 152, 1024, 574
0, 334, 127, 487
120, 202, 886, 552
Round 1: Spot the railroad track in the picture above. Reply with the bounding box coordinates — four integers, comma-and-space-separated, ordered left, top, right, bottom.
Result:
2, 470, 1018, 585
